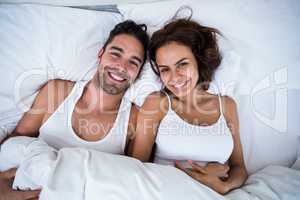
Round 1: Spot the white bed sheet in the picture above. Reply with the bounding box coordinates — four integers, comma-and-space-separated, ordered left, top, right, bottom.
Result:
226, 165, 300, 200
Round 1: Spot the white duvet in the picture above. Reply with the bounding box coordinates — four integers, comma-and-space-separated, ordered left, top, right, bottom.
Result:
1, 136, 299, 200
227, 166, 300, 200
16, 150, 300, 200
39, 148, 226, 200
0, 137, 225, 200
44, 153, 300, 200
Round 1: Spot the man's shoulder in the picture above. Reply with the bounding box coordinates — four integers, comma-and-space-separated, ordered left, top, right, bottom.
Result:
36, 79, 76, 112
42, 79, 75, 96
45, 79, 75, 90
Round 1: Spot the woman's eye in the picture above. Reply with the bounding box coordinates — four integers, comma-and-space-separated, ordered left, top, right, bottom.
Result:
178, 62, 188, 68
160, 68, 169, 73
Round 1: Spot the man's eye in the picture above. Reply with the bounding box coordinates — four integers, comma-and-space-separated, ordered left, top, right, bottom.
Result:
129, 61, 139, 68
111, 52, 120, 58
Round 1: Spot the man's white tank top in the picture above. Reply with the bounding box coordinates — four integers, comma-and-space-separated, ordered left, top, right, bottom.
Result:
39, 80, 132, 155
154, 92, 234, 166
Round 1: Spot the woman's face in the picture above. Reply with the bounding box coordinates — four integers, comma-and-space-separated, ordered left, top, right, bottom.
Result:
155, 42, 199, 98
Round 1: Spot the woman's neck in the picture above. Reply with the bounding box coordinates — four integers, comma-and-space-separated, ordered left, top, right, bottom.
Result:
177, 86, 207, 106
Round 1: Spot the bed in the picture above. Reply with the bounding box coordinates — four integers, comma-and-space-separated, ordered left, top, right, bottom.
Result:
0, 0, 299, 199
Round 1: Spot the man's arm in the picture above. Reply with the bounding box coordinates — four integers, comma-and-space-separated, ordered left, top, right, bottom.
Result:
0, 169, 41, 200
0, 80, 74, 200
0, 81, 50, 145
1, 79, 74, 145
0, 81, 49, 200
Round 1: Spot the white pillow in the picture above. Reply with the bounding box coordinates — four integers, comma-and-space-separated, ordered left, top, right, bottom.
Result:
124, 62, 163, 107
118, 0, 241, 107
0, 4, 122, 140
292, 137, 300, 170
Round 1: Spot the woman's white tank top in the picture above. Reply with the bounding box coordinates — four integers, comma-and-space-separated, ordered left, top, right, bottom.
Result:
154, 92, 234, 166
39, 80, 132, 155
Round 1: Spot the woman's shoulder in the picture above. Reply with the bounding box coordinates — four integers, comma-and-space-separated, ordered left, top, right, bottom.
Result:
140, 91, 169, 116
204, 92, 236, 109
219, 95, 238, 124
222, 95, 236, 107
144, 91, 169, 104
217, 95, 236, 112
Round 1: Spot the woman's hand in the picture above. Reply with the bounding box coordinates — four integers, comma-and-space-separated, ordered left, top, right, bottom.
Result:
175, 161, 229, 195
0, 168, 41, 200
198, 162, 230, 179
180, 160, 230, 178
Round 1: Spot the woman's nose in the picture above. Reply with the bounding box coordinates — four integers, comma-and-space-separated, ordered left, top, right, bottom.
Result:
170, 71, 181, 84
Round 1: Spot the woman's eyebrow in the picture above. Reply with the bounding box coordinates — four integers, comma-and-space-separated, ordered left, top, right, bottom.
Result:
175, 58, 188, 65
157, 58, 188, 68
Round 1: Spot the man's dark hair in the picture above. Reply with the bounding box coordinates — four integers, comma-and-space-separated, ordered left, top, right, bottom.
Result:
103, 20, 149, 77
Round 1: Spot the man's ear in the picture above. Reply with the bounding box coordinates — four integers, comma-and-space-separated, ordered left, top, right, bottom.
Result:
98, 48, 104, 61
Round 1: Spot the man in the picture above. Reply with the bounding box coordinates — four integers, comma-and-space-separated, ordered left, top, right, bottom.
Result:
0, 20, 149, 200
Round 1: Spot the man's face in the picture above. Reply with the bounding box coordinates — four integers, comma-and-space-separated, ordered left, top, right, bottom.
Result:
97, 34, 144, 95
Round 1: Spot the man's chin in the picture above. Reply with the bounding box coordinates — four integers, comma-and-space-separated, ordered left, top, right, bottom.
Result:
101, 83, 130, 95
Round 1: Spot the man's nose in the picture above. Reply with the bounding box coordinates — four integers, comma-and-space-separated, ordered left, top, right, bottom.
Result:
115, 60, 128, 72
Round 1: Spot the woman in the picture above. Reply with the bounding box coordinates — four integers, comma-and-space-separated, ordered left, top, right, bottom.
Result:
129, 18, 248, 194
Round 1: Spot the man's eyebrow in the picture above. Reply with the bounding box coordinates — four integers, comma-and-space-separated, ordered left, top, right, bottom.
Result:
110, 46, 142, 64
132, 56, 142, 64
175, 58, 188, 65
110, 46, 124, 53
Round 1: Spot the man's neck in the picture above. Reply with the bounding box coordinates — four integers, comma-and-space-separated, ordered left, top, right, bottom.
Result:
79, 75, 124, 114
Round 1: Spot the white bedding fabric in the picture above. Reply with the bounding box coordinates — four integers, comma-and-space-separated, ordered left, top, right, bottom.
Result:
1, 136, 299, 200
226, 166, 300, 200
0, 136, 226, 200
43, 153, 300, 200
39, 148, 227, 200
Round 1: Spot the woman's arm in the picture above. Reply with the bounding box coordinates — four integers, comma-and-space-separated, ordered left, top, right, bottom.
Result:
222, 96, 248, 192
128, 92, 168, 162
175, 96, 247, 195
